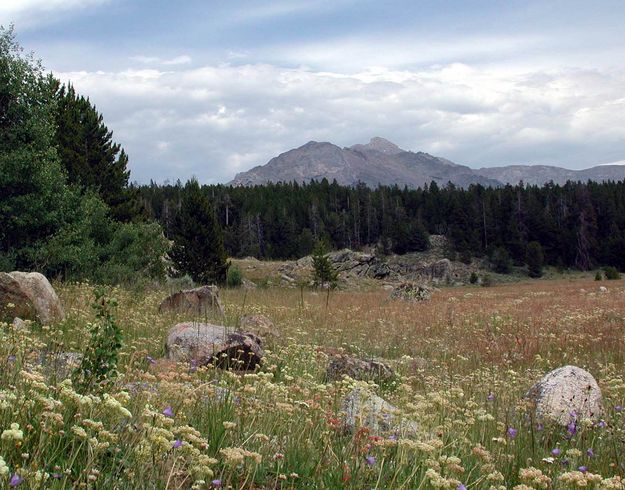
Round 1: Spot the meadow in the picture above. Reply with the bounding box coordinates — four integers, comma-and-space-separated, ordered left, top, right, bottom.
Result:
1, 276, 625, 489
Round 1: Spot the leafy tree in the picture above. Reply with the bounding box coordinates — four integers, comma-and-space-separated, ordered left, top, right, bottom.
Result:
312, 241, 338, 288
170, 179, 230, 284
51, 80, 138, 221
526, 241, 544, 278
0, 26, 77, 270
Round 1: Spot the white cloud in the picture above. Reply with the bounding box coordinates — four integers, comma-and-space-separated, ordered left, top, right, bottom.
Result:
132, 55, 192, 66
55, 61, 625, 184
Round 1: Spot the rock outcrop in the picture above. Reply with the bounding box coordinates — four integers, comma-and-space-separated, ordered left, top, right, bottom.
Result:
526, 365, 603, 425
239, 314, 279, 340
390, 282, 433, 302
158, 285, 224, 317
0, 272, 65, 324
165, 322, 263, 370
342, 387, 418, 436
326, 355, 394, 382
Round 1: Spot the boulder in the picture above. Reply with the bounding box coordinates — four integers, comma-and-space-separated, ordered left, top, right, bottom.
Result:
158, 285, 224, 317
390, 282, 433, 302
598, 286, 608, 293
326, 355, 394, 383
165, 322, 263, 370
37, 351, 83, 381
342, 387, 418, 436
526, 365, 603, 425
0, 272, 65, 324
241, 279, 257, 290
429, 259, 453, 284
239, 314, 279, 340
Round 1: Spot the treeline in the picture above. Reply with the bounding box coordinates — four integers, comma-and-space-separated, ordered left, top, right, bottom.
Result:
0, 27, 168, 283
138, 178, 625, 271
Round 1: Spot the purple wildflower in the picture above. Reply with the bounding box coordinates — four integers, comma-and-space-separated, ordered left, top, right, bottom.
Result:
567, 421, 577, 436
487, 392, 495, 401
7, 355, 16, 363
162, 406, 174, 417
173, 439, 182, 449
535, 423, 544, 431
389, 434, 398, 441
146, 356, 156, 364
615, 405, 623, 412
51, 473, 62, 479
9, 474, 23, 487
507, 427, 518, 438
578, 466, 588, 473
365, 455, 376, 466
597, 420, 607, 428
212, 480, 222, 488
551, 448, 561, 456
457, 485, 467, 490
587, 448, 594, 457
561, 458, 570, 466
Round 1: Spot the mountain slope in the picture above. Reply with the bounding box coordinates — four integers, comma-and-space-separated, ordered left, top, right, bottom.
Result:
229, 137, 625, 188
230, 138, 499, 188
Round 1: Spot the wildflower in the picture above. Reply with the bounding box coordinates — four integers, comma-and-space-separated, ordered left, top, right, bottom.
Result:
9, 474, 23, 487
7, 355, 16, 363
587, 448, 594, 457
567, 421, 577, 436
146, 356, 156, 365
507, 427, 518, 438
487, 392, 495, 401
535, 423, 544, 431
579, 466, 588, 473
211, 480, 222, 487
597, 420, 607, 428
222, 422, 236, 430
457, 484, 467, 490
365, 455, 376, 466
173, 439, 183, 449
162, 407, 174, 418
551, 448, 561, 456
2, 423, 24, 441
616, 405, 623, 412
0, 457, 8, 476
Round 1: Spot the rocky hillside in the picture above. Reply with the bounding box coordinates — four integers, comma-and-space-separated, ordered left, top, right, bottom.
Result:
230, 137, 625, 188
230, 137, 500, 188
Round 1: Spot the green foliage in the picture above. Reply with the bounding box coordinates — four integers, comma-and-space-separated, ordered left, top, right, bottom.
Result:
480, 274, 493, 287
595, 270, 603, 281
604, 266, 621, 280
311, 241, 338, 288
491, 247, 512, 274
52, 80, 139, 221
526, 241, 544, 278
226, 264, 243, 288
73, 287, 122, 392
170, 179, 230, 284
469, 271, 478, 284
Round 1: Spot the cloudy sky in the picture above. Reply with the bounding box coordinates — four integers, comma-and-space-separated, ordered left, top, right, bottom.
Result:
2, 0, 625, 183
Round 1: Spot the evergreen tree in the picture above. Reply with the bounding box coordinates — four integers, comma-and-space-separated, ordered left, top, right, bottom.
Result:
51, 80, 137, 221
526, 241, 544, 278
312, 241, 338, 288
169, 180, 229, 284
491, 247, 512, 274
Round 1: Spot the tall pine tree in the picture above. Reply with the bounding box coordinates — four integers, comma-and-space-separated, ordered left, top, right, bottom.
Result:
170, 179, 229, 284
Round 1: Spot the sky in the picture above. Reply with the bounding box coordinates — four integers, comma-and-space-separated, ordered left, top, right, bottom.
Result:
2, 0, 625, 184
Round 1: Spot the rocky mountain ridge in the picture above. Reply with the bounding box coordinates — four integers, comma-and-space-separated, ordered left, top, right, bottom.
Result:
230, 137, 625, 188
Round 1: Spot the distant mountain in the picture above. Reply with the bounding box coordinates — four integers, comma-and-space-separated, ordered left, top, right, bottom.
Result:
229, 137, 625, 188
475, 164, 625, 186
229, 137, 500, 188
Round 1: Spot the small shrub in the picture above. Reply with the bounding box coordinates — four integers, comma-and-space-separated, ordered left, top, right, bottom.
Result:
312, 241, 338, 289
73, 287, 123, 392
604, 266, 621, 280
491, 247, 512, 274
595, 271, 603, 281
480, 274, 493, 287
227, 264, 243, 288
469, 272, 478, 284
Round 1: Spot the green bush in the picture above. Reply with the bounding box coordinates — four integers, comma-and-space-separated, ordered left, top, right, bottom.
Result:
312, 241, 338, 289
604, 266, 621, 280
226, 264, 243, 288
595, 271, 603, 281
491, 247, 512, 274
481, 274, 493, 287
469, 272, 478, 284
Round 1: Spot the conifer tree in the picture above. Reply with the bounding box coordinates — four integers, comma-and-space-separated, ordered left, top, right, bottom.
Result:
312, 241, 338, 288
526, 241, 544, 278
51, 80, 138, 221
170, 179, 230, 284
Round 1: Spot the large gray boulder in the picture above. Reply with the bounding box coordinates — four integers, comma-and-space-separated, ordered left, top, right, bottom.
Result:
342, 387, 418, 436
526, 365, 603, 425
165, 322, 263, 370
326, 355, 394, 383
158, 285, 224, 317
0, 272, 65, 324
239, 314, 279, 340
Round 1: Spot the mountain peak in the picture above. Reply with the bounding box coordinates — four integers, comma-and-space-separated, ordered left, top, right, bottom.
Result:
351, 137, 404, 155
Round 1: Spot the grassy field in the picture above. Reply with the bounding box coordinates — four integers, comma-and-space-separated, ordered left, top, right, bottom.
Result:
1, 276, 625, 488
